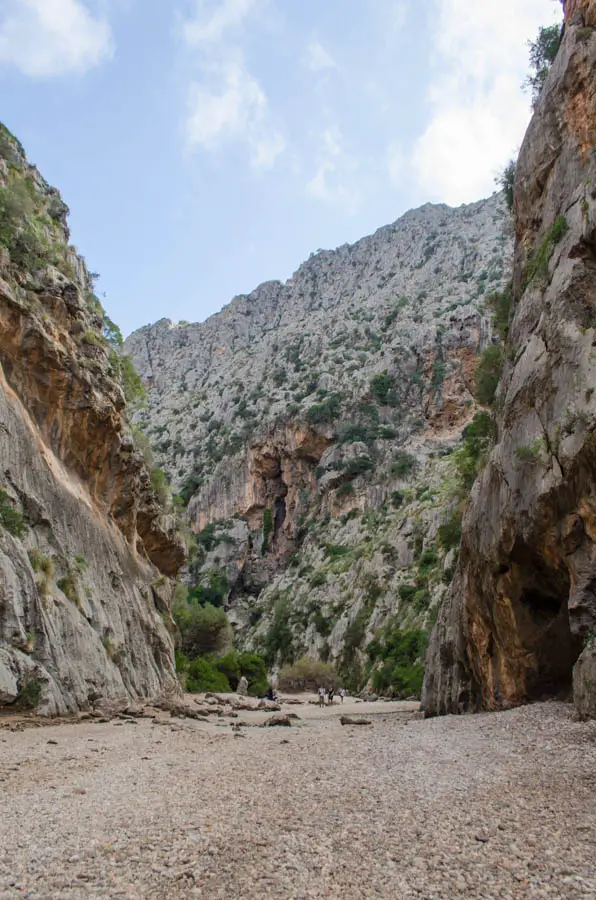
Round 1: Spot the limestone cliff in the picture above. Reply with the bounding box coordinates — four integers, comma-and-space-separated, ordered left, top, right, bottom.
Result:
0, 125, 186, 713
126, 195, 512, 686
423, 1, 596, 718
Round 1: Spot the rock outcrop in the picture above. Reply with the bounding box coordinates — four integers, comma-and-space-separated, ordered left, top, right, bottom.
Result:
0, 125, 186, 713
126, 194, 512, 682
424, 3, 596, 717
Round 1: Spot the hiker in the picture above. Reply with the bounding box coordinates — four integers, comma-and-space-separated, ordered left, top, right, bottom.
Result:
327, 686, 335, 706
266, 685, 277, 702
339, 687, 345, 704
318, 685, 326, 707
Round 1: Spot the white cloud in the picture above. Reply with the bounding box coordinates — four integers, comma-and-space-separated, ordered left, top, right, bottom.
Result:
306, 127, 359, 211
0, 0, 114, 78
182, 0, 258, 46
413, 0, 563, 204
305, 40, 336, 72
186, 58, 285, 170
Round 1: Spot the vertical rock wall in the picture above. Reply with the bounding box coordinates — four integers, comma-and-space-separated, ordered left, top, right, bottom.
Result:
424, 3, 596, 718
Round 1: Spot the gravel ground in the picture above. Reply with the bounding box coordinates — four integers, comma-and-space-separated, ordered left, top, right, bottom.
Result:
0, 699, 594, 899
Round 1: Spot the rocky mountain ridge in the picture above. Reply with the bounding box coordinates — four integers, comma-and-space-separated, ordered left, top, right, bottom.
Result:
0, 124, 185, 713
126, 193, 512, 688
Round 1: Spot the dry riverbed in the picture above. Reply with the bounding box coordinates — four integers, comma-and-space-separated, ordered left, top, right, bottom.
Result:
0, 697, 595, 899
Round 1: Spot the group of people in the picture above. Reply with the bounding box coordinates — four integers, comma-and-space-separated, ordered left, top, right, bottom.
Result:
318, 685, 345, 707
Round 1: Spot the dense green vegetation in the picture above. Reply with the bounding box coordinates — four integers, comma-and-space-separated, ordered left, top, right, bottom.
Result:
524, 24, 562, 106
306, 393, 341, 424
279, 657, 339, 691
475, 345, 503, 407
367, 626, 428, 698
261, 507, 273, 555
263, 595, 295, 666
497, 159, 516, 213
524, 215, 568, 287
173, 589, 230, 658
0, 489, 26, 538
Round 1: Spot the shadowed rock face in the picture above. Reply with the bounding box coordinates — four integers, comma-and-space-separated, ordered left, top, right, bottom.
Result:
0, 129, 186, 713
424, 2, 596, 718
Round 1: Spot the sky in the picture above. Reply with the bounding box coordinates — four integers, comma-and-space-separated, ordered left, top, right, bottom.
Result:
0, 0, 563, 336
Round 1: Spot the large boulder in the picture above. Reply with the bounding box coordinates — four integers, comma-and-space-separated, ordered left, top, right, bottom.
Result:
573, 643, 596, 720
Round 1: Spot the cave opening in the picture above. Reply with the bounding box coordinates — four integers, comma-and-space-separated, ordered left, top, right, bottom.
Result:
510, 545, 584, 700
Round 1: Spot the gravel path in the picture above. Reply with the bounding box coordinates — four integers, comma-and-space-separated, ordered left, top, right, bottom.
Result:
0, 699, 595, 899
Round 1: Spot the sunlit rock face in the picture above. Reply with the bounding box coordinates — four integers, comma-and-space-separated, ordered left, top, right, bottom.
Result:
0, 127, 185, 714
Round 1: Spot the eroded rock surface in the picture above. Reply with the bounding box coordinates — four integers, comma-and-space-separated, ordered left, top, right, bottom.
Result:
126, 196, 512, 673
0, 126, 185, 713
424, 3, 596, 717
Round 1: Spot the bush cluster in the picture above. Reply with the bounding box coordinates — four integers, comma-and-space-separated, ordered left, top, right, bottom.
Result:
278, 657, 339, 692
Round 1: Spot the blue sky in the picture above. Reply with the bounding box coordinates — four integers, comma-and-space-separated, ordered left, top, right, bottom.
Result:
0, 0, 562, 335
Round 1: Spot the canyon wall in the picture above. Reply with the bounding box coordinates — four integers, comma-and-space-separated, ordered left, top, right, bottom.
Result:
424, 2, 596, 719
126, 196, 512, 684
0, 125, 185, 713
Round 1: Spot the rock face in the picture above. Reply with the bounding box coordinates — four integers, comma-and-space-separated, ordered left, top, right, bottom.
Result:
126, 194, 512, 682
424, 4, 596, 717
0, 125, 186, 713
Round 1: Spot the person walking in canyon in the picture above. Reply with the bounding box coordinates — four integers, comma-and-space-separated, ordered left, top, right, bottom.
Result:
318, 686, 326, 708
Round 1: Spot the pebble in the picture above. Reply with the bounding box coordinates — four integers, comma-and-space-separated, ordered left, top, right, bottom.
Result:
0, 699, 594, 899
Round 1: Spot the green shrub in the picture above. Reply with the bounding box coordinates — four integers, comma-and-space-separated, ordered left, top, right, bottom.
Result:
306, 393, 341, 424
391, 450, 415, 477
343, 456, 373, 478
418, 549, 438, 574
0, 489, 26, 538
324, 544, 351, 561
524, 215, 569, 287
487, 285, 513, 341
15, 675, 42, 710
189, 570, 229, 608
237, 652, 269, 696
263, 596, 295, 666
336, 481, 354, 497
475, 345, 503, 406
261, 507, 273, 556
150, 468, 170, 506
109, 353, 146, 404
338, 423, 372, 444
497, 159, 516, 212
524, 24, 562, 106
438, 510, 463, 551
398, 584, 417, 603
213, 650, 268, 695
391, 490, 404, 508
370, 372, 397, 405
278, 657, 339, 692
57, 573, 79, 605
197, 523, 219, 552
173, 599, 230, 658
344, 606, 370, 655
177, 473, 202, 506
186, 657, 231, 693
29, 549, 55, 598
368, 627, 428, 698
515, 439, 543, 463
310, 571, 326, 588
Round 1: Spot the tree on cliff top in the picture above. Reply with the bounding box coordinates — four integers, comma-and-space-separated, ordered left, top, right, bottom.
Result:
524, 23, 562, 106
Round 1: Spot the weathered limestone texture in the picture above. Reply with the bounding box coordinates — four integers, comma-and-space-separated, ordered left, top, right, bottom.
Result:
424, 4, 596, 718
0, 127, 185, 713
